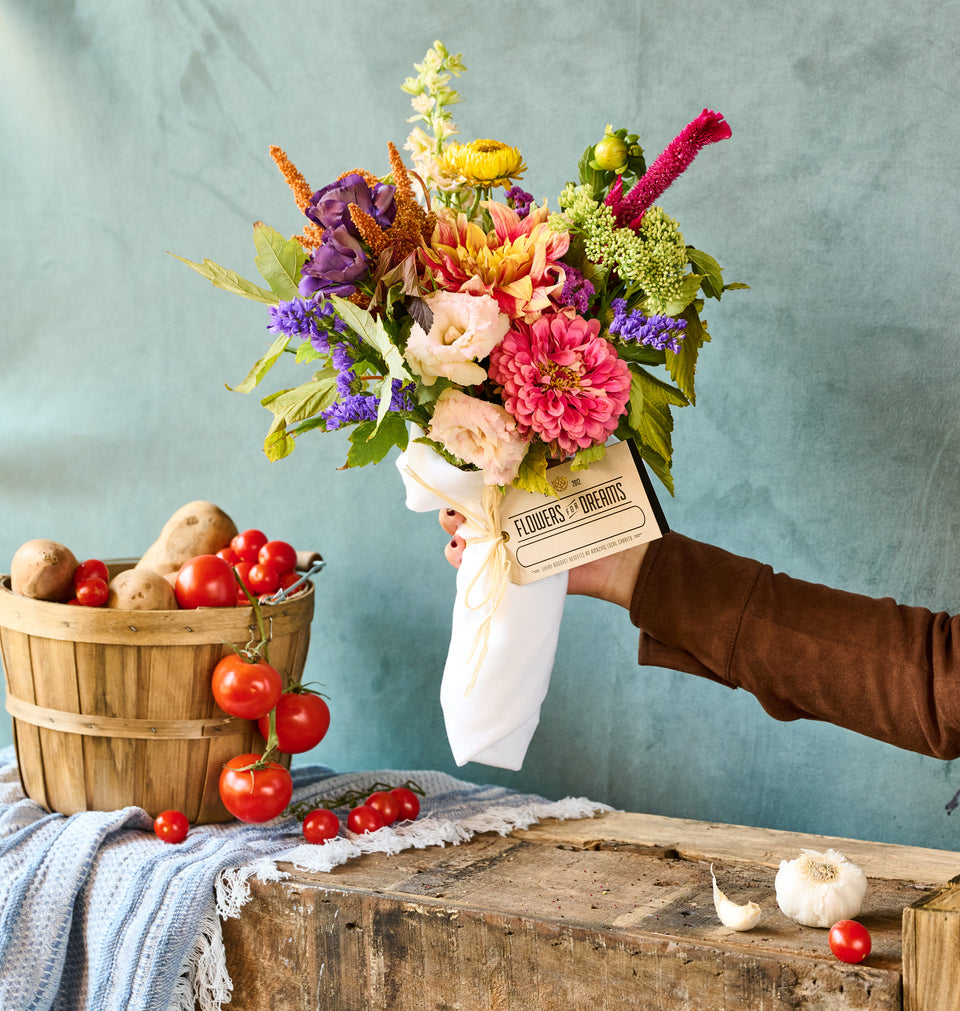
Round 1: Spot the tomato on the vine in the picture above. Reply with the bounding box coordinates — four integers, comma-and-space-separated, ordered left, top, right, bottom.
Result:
175, 554, 236, 609
75, 576, 109, 607
212, 655, 283, 720
218, 753, 292, 823
231, 529, 268, 563
365, 791, 399, 825
259, 540, 297, 576
154, 809, 189, 843
302, 808, 340, 844
347, 804, 384, 835
233, 561, 254, 602
390, 787, 421, 822
828, 920, 871, 963
257, 690, 330, 753
217, 546, 240, 566
74, 558, 109, 586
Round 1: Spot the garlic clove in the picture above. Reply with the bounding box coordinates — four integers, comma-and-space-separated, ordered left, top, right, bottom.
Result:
710, 863, 764, 931
774, 848, 868, 928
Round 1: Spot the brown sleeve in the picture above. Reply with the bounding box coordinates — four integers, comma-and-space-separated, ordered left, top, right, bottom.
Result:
629, 531, 960, 759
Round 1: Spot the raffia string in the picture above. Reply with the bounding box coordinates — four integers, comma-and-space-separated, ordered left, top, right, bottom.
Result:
401, 465, 511, 696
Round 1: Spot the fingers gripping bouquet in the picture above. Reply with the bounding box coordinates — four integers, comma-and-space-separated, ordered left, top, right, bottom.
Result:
179, 42, 743, 769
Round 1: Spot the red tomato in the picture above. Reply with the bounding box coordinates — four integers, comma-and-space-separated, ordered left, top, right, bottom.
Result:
75, 576, 109, 607
217, 546, 240, 565
247, 562, 280, 595
302, 808, 340, 844
828, 920, 872, 964
347, 804, 384, 835
218, 753, 292, 823
175, 554, 236, 609
154, 809, 189, 843
232, 561, 254, 601
231, 529, 268, 563
390, 787, 420, 822
278, 570, 302, 593
365, 791, 399, 825
212, 655, 283, 720
74, 558, 109, 586
257, 691, 330, 753
259, 540, 297, 576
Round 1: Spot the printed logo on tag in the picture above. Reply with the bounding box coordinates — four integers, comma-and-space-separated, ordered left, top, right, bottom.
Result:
501, 441, 668, 585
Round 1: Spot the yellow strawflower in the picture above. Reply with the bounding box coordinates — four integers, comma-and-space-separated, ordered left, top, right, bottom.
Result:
438, 139, 526, 188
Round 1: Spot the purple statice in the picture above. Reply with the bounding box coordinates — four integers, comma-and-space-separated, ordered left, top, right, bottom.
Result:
320, 378, 416, 432
505, 186, 534, 219
331, 343, 358, 396
608, 297, 687, 353
267, 296, 346, 353
557, 265, 596, 314
320, 393, 377, 431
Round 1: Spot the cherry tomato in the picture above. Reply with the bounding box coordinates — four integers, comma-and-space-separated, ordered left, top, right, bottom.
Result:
75, 576, 109, 607
257, 691, 330, 753
247, 562, 280, 595
259, 540, 297, 576
231, 529, 268, 563
365, 790, 399, 825
175, 554, 236, 609
390, 787, 421, 821
347, 804, 384, 834
154, 809, 189, 843
302, 808, 340, 844
217, 546, 240, 565
74, 558, 109, 586
828, 920, 872, 964
218, 753, 292, 823
212, 655, 283, 720
278, 570, 302, 593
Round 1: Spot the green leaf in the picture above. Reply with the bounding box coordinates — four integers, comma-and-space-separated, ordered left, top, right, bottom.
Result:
253, 223, 308, 300
170, 252, 279, 304
343, 415, 408, 468
263, 424, 296, 462
650, 272, 703, 316
228, 333, 291, 393
687, 247, 724, 301
328, 295, 412, 385
570, 443, 607, 471
626, 368, 688, 472
665, 306, 710, 404
513, 443, 555, 497
261, 375, 339, 425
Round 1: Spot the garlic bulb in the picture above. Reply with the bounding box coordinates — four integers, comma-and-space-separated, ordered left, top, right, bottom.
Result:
774, 848, 867, 928
710, 864, 763, 930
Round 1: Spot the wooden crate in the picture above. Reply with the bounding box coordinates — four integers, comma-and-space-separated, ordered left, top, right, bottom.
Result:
217, 811, 960, 1009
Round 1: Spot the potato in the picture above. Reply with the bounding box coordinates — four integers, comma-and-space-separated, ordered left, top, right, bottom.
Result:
136, 501, 238, 575
107, 568, 178, 610
10, 539, 79, 601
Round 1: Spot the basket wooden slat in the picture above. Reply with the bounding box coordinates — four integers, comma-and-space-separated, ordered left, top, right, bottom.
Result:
0, 569, 315, 823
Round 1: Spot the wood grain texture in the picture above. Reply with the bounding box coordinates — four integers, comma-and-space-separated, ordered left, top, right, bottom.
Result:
902, 877, 960, 1011
217, 814, 953, 1010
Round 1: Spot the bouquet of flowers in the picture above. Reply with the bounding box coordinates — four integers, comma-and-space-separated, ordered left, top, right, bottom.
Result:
179, 41, 742, 769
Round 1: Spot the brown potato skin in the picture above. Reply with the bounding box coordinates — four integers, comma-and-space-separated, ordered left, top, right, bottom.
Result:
136, 501, 238, 575
107, 568, 179, 610
10, 539, 79, 601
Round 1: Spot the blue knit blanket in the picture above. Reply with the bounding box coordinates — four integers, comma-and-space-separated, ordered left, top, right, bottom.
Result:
0, 746, 609, 1010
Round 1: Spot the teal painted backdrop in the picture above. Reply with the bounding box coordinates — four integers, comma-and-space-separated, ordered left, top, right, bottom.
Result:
3, 0, 960, 849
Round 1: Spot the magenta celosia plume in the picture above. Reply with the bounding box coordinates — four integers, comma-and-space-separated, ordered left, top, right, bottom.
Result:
605, 109, 731, 229
489, 313, 631, 456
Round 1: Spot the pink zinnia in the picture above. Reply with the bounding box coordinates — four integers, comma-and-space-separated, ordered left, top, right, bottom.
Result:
605, 109, 731, 229
489, 313, 631, 456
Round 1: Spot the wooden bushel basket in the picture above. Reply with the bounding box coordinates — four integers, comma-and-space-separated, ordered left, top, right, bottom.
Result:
0, 562, 314, 823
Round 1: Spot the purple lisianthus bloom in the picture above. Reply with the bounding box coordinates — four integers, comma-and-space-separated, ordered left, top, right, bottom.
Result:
305, 172, 397, 238
298, 226, 369, 298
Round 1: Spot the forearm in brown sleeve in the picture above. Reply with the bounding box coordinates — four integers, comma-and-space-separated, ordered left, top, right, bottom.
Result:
630, 531, 960, 759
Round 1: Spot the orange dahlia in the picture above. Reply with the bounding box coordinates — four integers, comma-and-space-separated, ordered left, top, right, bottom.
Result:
421, 201, 569, 322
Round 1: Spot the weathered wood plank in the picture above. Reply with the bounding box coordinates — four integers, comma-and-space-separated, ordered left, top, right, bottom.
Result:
218, 822, 922, 1010
902, 877, 960, 1011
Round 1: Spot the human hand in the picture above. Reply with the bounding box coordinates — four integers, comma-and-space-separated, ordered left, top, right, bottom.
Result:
438, 508, 648, 610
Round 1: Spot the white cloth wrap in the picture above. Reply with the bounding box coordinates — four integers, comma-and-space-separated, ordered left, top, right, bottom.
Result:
396, 437, 568, 770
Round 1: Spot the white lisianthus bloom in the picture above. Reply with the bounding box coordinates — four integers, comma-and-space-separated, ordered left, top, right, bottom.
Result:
405, 291, 509, 386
